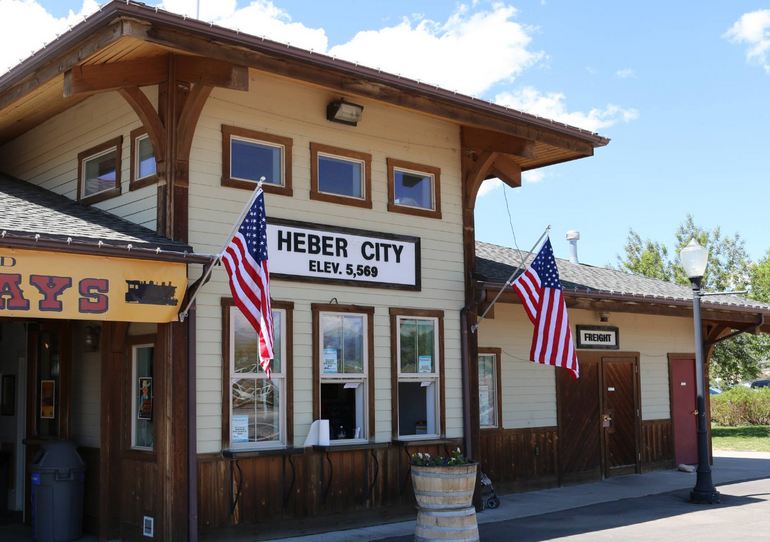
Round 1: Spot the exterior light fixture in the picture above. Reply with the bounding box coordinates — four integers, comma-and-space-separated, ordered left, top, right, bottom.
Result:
84, 324, 101, 352
679, 238, 720, 504
326, 99, 364, 126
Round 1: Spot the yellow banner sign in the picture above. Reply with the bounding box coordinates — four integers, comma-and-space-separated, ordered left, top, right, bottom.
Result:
0, 248, 187, 323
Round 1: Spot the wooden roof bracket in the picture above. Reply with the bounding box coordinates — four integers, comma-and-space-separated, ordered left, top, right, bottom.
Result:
705, 313, 766, 347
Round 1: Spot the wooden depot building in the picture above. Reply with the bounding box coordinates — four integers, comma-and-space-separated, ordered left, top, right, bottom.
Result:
0, 1, 768, 540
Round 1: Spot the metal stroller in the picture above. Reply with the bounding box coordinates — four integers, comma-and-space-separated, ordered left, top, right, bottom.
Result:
479, 471, 500, 509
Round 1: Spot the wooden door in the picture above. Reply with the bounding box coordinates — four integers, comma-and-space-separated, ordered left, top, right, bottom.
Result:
556, 358, 602, 483
601, 357, 640, 477
669, 357, 697, 465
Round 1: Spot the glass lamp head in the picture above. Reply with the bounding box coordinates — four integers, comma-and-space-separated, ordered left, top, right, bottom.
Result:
680, 238, 709, 280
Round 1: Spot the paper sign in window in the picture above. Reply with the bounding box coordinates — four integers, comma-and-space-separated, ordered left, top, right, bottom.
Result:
231, 414, 249, 443
323, 348, 338, 373
418, 355, 432, 373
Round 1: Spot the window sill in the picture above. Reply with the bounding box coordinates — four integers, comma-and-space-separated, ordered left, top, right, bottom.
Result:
222, 446, 304, 459
392, 437, 461, 447
313, 441, 389, 453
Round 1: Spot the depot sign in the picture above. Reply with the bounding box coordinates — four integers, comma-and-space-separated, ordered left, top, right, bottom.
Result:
0, 248, 187, 322
576, 325, 620, 350
267, 219, 420, 290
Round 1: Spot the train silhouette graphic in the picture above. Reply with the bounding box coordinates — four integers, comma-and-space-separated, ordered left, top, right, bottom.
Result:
125, 280, 179, 306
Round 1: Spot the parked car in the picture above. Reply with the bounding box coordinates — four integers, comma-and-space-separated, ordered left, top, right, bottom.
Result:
750, 379, 770, 389
709, 387, 722, 395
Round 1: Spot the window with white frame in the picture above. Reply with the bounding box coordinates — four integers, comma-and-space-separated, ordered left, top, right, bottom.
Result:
134, 134, 156, 181
77, 136, 122, 204
319, 312, 368, 442
478, 351, 500, 428
396, 316, 440, 438
222, 126, 293, 195
131, 343, 154, 450
229, 306, 286, 449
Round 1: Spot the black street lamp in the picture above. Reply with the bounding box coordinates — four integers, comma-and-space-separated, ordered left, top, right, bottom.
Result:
680, 238, 720, 504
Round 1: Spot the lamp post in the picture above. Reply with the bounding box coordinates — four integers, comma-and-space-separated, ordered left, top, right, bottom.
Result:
680, 238, 720, 504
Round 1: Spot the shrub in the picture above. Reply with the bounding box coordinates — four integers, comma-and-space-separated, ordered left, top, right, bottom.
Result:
711, 387, 770, 426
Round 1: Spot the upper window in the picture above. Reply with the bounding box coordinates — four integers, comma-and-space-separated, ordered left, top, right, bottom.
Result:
222, 125, 293, 196
225, 300, 292, 450
130, 128, 158, 191
313, 304, 374, 443
478, 348, 502, 429
77, 136, 122, 204
131, 342, 154, 450
387, 158, 441, 219
310, 143, 372, 209
390, 308, 445, 440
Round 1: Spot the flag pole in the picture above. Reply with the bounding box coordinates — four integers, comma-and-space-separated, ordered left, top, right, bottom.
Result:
472, 225, 550, 332
178, 179, 265, 322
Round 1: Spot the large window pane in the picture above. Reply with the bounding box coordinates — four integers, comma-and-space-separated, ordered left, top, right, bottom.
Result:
394, 169, 433, 210
321, 314, 363, 374
133, 345, 154, 449
136, 135, 156, 179
478, 354, 498, 428
399, 318, 436, 374
233, 308, 282, 374
83, 149, 118, 197
231, 378, 281, 443
398, 381, 436, 437
231, 137, 283, 185
318, 154, 363, 198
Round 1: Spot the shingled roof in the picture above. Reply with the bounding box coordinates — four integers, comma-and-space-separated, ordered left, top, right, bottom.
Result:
0, 174, 193, 255
476, 240, 770, 314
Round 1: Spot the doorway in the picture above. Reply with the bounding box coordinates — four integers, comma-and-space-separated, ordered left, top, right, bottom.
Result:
669, 356, 697, 465
557, 352, 641, 482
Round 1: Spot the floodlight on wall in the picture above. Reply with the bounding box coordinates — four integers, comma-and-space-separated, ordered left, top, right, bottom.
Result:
326, 99, 364, 126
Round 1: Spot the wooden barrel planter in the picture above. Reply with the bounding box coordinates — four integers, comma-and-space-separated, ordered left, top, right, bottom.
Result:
411, 463, 479, 541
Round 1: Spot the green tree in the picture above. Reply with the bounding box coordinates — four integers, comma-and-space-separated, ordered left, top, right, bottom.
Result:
616, 230, 672, 281
617, 216, 767, 387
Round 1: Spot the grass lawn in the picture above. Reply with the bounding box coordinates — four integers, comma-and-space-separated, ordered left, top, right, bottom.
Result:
712, 425, 770, 452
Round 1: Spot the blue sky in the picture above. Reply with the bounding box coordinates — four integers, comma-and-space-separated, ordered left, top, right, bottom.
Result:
15, 1, 770, 266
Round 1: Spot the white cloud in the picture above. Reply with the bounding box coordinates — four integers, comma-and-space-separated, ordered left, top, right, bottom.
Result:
158, 0, 328, 51
724, 9, 770, 73
615, 67, 635, 78
0, 0, 99, 73
327, 4, 544, 96
495, 86, 639, 132
476, 169, 547, 198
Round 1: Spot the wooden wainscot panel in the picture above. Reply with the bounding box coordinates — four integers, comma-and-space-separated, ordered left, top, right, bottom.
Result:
641, 419, 674, 471
478, 427, 559, 492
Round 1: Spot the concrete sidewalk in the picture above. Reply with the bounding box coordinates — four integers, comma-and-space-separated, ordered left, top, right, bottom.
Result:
266, 451, 770, 542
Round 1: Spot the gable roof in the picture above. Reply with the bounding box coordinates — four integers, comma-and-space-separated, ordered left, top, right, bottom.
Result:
0, 1, 607, 171
476, 240, 770, 316
0, 174, 207, 262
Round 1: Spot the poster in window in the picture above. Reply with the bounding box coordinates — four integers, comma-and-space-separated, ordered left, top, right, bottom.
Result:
231, 414, 249, 443
323, 348, 338, 373
418, 355, 432, 373
40, 380, 55, 419
1, 374, 15, 416
138, 377, 153, 420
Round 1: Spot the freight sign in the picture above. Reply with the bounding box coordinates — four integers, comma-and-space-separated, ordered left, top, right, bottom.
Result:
267, 219, 420, 290
576, 325, 619, 350
0, 247, 187, 322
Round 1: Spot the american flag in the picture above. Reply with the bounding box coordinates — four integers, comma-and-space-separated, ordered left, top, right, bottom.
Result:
511, 237, 579, 379
221, 189, 274, 376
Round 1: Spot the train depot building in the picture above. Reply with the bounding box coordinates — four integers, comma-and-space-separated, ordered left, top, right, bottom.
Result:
0, 2, 769, 540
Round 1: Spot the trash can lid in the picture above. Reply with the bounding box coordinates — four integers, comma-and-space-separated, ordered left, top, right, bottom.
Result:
31, 440, 85, 471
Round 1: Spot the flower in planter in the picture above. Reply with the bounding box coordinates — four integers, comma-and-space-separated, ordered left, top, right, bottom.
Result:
410, 448, 469, 466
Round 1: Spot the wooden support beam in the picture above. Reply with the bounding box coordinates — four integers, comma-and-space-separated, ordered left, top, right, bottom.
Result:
118, 86, 167, 168
489, 154, 522, 188
176, 83, 213, 164
64, 55, 248, 97
461, 126, 536, 159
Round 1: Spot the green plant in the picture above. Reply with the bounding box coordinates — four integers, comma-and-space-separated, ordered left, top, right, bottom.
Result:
711, 387, 770, 426
410, 448, 469, 466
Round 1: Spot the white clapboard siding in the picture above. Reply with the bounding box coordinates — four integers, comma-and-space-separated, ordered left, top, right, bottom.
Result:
190, 71, 466, 453
0, 88, 159, 231
479, 303, 696, 428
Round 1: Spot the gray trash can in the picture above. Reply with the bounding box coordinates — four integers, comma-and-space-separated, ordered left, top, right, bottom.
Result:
30, 441, 85, 542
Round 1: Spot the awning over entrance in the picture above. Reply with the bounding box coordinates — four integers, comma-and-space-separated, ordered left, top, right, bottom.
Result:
0, 174, 212, 322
